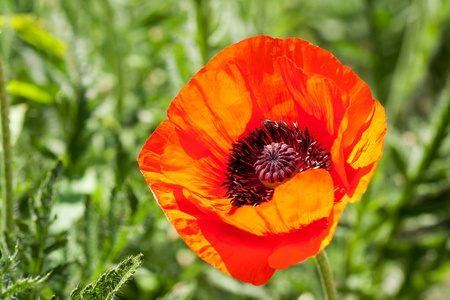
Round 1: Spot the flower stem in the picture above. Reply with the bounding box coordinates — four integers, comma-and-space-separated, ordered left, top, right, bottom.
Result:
0, 54, 14, 233
315, 250, 338, 300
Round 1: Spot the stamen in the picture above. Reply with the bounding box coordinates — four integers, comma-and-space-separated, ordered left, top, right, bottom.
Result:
223, 119, 332, 207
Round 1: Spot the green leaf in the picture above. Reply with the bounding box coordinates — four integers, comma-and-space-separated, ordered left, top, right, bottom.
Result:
7, 79, 54, 104
390, 144, 408, 179
2, 273, 50, 298
1, 14, 65, 58
159, 282, 197, 300
69, 254, 144, 300
44, 233, 69, 254
9, 103, 28, 146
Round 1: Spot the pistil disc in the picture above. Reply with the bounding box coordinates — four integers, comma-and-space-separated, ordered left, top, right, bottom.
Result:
253, 142, 300, 185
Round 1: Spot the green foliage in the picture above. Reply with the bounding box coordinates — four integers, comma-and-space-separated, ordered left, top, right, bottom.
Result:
69, 254, 144, 300
0, 0, 449, 299
6, 79, 54, 104
16, 160, 65, 278
0, 14, 65, 58
0, 245, 50, 298
2, 273, 50, 299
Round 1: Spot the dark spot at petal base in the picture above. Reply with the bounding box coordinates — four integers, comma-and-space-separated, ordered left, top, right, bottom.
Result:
223, 119, 332, 207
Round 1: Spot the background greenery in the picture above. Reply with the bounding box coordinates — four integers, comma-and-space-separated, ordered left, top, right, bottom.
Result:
0, 0, 449, 299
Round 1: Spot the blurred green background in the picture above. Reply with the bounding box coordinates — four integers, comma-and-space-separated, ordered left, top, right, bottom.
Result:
0, 0, 449, 299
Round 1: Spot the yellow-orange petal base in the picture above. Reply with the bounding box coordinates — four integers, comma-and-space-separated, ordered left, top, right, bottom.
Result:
138, 35, 387, 285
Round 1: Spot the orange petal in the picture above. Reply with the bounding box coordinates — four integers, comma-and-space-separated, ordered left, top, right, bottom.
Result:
346, 162, 378, 203
344, 100, 387, 200
341, 99, 375, 150
151, 183, 276, 285
206, 36, 372, 113
345, 100, 387, 169
277, 56, 347, 143
267, 218, 330, 270
138, 120, 230, 213
268, 200, 347, 270
330, 111, 351, 190
160, 129, 227, 199
218, 169, 335, 236
138, 120, 176, 184
167, 61, 263, 162
331, 100, 386, 195
318, 200, 347, 250
195, 36, 374, 141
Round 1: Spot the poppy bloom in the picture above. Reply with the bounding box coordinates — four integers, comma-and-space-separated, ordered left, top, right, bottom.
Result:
138, 36, 386, 285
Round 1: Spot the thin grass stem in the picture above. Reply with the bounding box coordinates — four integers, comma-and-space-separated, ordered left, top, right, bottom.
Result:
0, 54, 14, 233
194, 0, 210, 66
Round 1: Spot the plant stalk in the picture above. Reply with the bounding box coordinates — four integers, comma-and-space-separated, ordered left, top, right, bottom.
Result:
195, 0, 210, 65
315, 250, 338, 300
0, 54, 14, 233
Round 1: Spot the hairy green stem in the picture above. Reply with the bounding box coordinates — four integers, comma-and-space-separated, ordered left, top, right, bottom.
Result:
0, 54, 14, 233
315, 250, 338, 300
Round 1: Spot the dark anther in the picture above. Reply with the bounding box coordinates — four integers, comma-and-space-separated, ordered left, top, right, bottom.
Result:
223, 119, 332, 207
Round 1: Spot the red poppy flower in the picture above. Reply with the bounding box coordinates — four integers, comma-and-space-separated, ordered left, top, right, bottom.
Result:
138, 35, 386, 285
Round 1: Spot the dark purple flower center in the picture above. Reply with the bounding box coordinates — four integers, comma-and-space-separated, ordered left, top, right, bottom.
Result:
223, 119, 332, 207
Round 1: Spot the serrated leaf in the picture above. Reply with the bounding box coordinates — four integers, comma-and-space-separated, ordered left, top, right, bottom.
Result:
37, 160, 64, 216
2, 272, 50, 298
69, 254, 144, 300
0, 245, 19, 277
69, 287, 82, 300
7, 79, 54, 104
